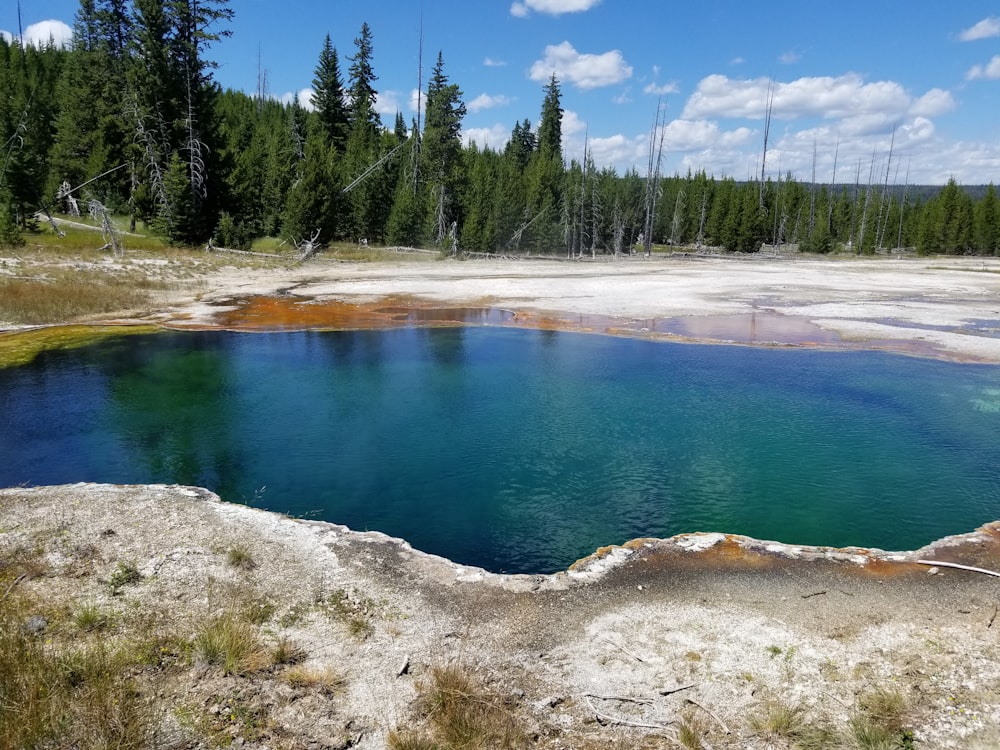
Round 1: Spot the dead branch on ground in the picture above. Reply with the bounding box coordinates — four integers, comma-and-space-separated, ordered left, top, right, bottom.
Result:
915, 560, 1000, 578
582, 695, 673, 730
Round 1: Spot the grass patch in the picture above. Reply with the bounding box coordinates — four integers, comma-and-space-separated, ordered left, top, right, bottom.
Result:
750, 700, 807, 739
850, 686, 913, 750
249, 236, 291, 254
225, 544, 256, 571
0, 571, 152, 749
73, 603, 112, 633
748, 688, 913, 750
283, 664, 345, 694
270, 635, 307, 667
324, 589, 375, 639
107, 561, 143, 595
0, 229, 287, 328
192, 611, 269, 676
388, 663, 526, 750
856, 686, 907, 733
0, 273, 158, 325
677, 714, 707, 749
22, 219, 166, 254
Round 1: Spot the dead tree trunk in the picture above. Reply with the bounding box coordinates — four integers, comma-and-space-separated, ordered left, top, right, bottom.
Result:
88, 199, 123, 256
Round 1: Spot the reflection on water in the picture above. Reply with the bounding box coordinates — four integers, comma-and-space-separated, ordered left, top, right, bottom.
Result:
210, 296, 514, 330
653, 313, 841, 343
375, 307, 515, 324
2, 328, 999, 573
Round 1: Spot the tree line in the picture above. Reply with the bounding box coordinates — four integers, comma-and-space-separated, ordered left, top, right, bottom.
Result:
2, 0, 998, 256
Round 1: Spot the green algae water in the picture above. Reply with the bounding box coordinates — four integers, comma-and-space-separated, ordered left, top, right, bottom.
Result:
2, 327, 999, 573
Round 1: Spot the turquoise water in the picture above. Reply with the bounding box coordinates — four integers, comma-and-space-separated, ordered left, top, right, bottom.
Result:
2, 327, 999, 573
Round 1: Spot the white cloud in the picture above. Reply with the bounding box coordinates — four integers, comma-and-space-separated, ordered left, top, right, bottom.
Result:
563, 115, 757, 173
899, 116, 936, 145
529, 41, 633, 90
408, 88, 426, 114
280, 89, 315, 111
664, 119, 754, 151
959, 16, 1000, 42
484, 57, 507, 67
643, 81, 678, 96
779, 50, 801, 65
612, 87, 632, 104
468, 93, 513, 113
681, 73, 924, 122
912, 139, 1000, 184
511, 0, 601, 17
375, 90, 402, 116
463, 123, 510, 150
966, 55, 1000, 80
910, 88, 956, 117
1, 19, 74, 48
836, 113, 899, 137
585, 133, 645, 168
22, 19, 73, 48
561, 109, 588, 136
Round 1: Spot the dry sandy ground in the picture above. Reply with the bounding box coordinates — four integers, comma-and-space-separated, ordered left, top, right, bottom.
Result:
3, 484, 999, 749
4, 253, 1000, 748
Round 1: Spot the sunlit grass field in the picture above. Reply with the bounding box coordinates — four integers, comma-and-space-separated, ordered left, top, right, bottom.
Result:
0, 217, 279, 326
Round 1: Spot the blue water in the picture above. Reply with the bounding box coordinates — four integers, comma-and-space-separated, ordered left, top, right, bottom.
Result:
2, 328, 999, 573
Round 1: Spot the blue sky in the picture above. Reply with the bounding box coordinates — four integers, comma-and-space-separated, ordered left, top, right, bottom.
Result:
4, 1, 1000, 185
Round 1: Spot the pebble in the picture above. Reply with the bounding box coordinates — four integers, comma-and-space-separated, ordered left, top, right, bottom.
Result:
24, 615, 48, 634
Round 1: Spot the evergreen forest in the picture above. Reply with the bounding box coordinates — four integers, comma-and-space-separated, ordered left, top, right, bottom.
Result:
2, 0, 999, 257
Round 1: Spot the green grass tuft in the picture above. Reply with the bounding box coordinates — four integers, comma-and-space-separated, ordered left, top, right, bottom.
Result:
0, 571, 152, 749
225, 544, 256, 570
192, 612, 269, 676
389, 664, 525, 750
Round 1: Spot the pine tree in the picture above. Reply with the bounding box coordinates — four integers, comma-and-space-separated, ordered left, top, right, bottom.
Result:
386, 173, 424, 246
537, 74, 562, 161
283, 126, 337, 242
0, 38, 66, 233
311, 35, 348, 150
421, 52, 466, 248
348, 22, 380, 131
521, 75, 564, 252
974, 184, 1000, 256
343, 22, 387, 241
934, 178, 974, 254
128, 0, 233, 240
49, 0, 130, 208
162, 151, 197, 242
504, 119, 536, 170
128, 0, 180, 223
168, 0, 233, 235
